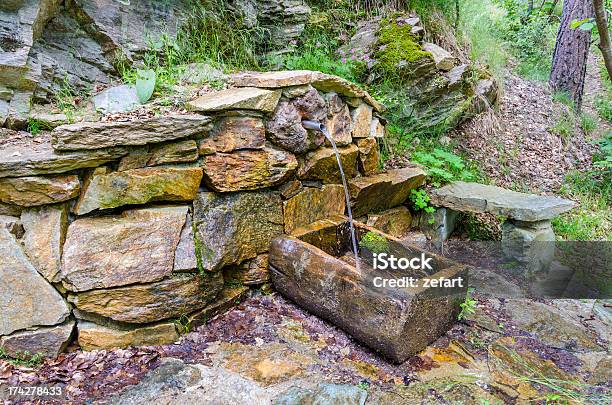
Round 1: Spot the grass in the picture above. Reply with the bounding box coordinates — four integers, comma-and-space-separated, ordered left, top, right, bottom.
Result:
499, 344, 611, 403
595, 93, 612, 123
549, 113, 575, 140
458, 0, 509, 82
459, 0, 558, 83
265, 30, 365, 83
121, 0, 262, 95
26, 118, 51, 135
552, 171, 611, 240
580, 113, 597, 136
551, 91, 574, 108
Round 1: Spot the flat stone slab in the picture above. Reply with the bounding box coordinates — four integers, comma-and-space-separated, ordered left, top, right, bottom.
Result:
430, 181, 576, 222
0, 321, 75, 359
77, 321, 179, 351
186, 87, 281, 113
68, 273, 223, 324
349, 167, 426, 217
230, 70, 315, 88
74, 167, 203, 215
52, 114, 211, 151
0, 132, 127, 178
312, 73, 384, 112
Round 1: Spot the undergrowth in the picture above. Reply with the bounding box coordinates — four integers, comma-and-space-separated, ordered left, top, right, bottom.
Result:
553, 166, 611, 241
595, 60, 612, 123
266, 30, 365, 83
0, 348, 44, 367
121, 0, 261, 93
459, 0, 558, 82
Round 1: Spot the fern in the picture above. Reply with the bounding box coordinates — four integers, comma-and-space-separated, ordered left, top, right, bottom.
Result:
411, 148, 478, 186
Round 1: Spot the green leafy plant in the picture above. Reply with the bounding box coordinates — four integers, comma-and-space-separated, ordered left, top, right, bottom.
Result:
457, 287, 477, 320
359, 231, 389, 254
493, 0, 559, 80
0, 348, 44, 367
26, 118, 52, 135
593, 133, 612, 171
135, 69, 156, 103
175, 314, 192, 334
550, 113, 575, 140
552, 169, 610, 241
412, 148, 476, 187
357, 381, 370, 390
570, 17, 595, 32
410, 188, 436, 224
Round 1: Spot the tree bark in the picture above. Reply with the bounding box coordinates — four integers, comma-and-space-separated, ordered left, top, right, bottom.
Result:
594, 0, 612, 79
549, 0, 595, 110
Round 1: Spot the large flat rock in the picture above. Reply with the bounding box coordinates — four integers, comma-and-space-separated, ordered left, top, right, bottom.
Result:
198, 116, 266, 153
61, 206, 188, 291
283, 185, 346, 233
349, 168, 426, 217
74, 167, 203, 215
231, 70, 316, 88
202, 146, 297, 192
0, 228, 70, 336
297, 144, 359, 184
77, 321, 179, 351
186, 87, 281, 113
69, 273, 223, 324
0, 174, 80, 206
0, 321, 74, 359
312, 73, 383, 112
51, 114, 211, 150
430, 182, 576, 221
0, 132, 127, 178
193, 191, 283, 271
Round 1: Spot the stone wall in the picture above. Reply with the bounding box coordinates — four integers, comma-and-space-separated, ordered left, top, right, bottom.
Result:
0, 70, 425, 358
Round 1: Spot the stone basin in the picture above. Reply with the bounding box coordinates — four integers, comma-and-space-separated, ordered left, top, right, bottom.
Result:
269, 216, 468, 363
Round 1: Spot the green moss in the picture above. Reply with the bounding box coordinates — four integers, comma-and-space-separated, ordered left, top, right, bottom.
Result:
374, 19, 433, 80
192, 221, 206, 274
358, 231, 389, 254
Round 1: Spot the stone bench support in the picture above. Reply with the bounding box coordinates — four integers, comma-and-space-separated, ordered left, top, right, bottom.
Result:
428, 182, 575, 268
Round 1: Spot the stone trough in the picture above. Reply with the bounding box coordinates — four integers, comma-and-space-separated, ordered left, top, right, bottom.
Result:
269, 217, 468, 363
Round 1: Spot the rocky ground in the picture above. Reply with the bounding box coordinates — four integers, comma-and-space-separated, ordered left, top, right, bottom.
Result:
1, 292, 609, 404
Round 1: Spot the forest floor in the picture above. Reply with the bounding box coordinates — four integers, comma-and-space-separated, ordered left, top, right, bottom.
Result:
450, 55, 604, 194
1, 293, 609, 404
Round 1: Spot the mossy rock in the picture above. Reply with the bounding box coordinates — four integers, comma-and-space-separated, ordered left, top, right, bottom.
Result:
374, 19, 435, 81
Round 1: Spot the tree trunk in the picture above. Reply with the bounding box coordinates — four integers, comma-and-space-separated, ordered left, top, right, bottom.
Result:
549, 0, 595, 110
594, 0, 612, 79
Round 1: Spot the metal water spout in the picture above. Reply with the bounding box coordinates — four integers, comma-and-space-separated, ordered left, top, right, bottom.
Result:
302, 120, 360, 271
302, 120, 327, 132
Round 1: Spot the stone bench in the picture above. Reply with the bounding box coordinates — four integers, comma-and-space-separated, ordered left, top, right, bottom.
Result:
429, 181, 576, 267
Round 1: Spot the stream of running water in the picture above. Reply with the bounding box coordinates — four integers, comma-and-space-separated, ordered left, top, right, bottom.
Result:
302, 120, 360, 271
